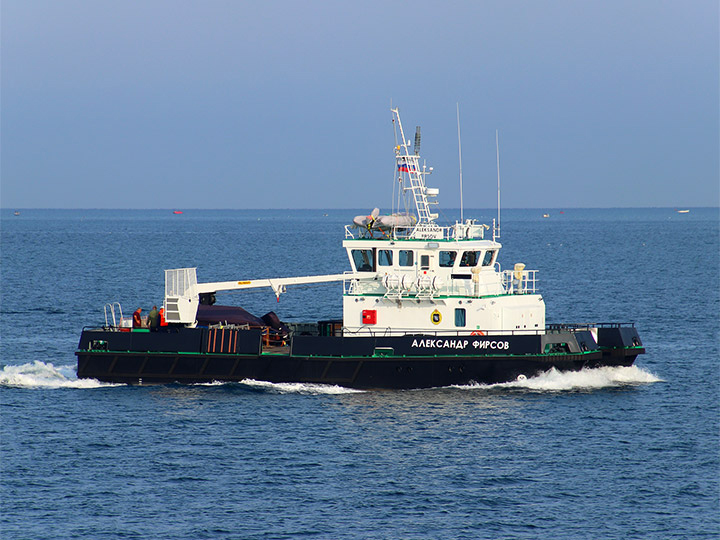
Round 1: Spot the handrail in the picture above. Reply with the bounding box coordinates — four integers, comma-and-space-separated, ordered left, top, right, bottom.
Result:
501, 270, 538, 294
345, 221, 489, 242
103, 302, 123, 329
339, 322, 638, 338
547, 322, 637, 329
340, 326, 542, 338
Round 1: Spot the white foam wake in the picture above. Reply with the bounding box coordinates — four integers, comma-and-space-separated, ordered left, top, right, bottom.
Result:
455, 365, 662, 392
0, 363, 660, 393
238, 378, 366, 395
0, 361, 118, 389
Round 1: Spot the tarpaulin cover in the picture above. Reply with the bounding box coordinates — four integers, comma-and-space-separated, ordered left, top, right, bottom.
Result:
261, 311, 290, 337
196, 305, 290, 337
196, 305, 266, 327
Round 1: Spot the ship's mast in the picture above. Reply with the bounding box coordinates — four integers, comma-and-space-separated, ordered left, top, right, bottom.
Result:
392, 108, 437, 225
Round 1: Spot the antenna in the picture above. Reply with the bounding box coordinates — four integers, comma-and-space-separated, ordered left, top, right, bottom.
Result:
495, 129, 501, 240
392, 108, 399, 215
457, 103, 464, 222
414, 126, 421, 155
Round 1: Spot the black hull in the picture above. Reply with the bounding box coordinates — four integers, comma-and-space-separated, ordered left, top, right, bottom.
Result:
76, 325, 643, 390
76, 350, 641, 390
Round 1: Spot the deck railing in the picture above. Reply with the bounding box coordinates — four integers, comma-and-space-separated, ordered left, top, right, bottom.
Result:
342, 270, 535, 297
344, 221, 487, 241
501, 269, 538, 294
340, 326, 545, 338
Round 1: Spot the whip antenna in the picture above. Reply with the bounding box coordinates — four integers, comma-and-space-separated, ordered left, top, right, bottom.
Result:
495, 129, 501, 240
457, 103, 464, 222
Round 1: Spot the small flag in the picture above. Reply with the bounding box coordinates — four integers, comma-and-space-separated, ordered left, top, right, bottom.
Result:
398, 159, 417, 173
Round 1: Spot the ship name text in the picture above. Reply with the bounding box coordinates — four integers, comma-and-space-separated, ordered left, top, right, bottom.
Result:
410, 339, 511, 350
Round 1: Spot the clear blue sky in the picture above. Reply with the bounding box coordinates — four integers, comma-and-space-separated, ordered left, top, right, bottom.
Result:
2, 0, 718, 209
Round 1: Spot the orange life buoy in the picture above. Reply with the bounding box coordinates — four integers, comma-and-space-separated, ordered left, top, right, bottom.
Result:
470, 330, 485, 336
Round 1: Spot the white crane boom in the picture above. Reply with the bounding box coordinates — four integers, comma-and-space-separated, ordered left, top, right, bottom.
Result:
195, 273, 365, 297
163, 268, 372, 324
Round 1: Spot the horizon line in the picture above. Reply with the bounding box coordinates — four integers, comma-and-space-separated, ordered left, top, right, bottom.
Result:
2, 206, 717, 211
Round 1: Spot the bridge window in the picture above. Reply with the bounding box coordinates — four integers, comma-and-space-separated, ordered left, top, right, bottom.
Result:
378, 249, 393, 266
352, 249, 375, 272
482, 250, 496, 267
460, 251, 481, 267
398, 250, 414, 267
439, 251, 457, 267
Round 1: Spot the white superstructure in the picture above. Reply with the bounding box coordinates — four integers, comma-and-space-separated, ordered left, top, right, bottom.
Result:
341, 108, 544, 335
164, 108, 545, 335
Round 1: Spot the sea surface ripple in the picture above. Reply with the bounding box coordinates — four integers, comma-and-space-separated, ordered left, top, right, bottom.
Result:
1, 208, 718, 539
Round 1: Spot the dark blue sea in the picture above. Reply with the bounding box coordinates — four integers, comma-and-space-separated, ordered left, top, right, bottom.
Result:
1, 208, 718, 539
